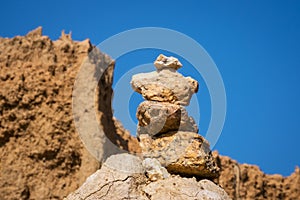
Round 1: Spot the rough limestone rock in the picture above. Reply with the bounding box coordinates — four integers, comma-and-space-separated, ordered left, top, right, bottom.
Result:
139, 132, 219, 179
104, 153, 145, 174
154, 54, 183, 70
131, 55, 198, 106
144, 177, 230, 200
65, 153, 230, 200
65, 154, 146, 200
213, 152, 300, 200
137, 101, 198, 137
142, 158, 170, 181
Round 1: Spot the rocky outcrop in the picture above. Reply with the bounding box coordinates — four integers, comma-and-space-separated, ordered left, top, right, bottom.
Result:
214, 152, 300, 200
0, 27, 138, 200
1, 28, 299, 200
66, 55, 227, 199
65, 153, 231, 200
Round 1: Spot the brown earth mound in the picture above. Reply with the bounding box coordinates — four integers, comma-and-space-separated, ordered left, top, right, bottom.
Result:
0, 27, 299, 199
214, 152, 300, 200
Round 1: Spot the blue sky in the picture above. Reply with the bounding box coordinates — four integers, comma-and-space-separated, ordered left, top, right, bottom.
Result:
1, 1, 300, 176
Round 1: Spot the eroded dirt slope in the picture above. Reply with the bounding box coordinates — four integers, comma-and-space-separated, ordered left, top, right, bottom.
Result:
214, 152, 300, 200
0, 27, 139, 200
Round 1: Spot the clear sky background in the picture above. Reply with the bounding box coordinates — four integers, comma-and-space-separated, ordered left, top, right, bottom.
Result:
1, 1, 300, 176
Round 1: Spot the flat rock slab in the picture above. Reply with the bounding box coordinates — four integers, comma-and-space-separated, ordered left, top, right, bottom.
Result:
139, 131, 220, 179
137, 101, 198, 137
131, 69, 198, 106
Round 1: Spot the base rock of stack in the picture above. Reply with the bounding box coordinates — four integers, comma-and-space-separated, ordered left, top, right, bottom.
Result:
137, 101, 198, 137
65, 153, 230, 200
139, 131, 220, 179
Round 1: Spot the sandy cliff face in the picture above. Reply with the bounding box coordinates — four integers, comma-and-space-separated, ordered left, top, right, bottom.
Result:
0, 27, 138, 199
0, 28, 299, 200
214, 152, 300, 200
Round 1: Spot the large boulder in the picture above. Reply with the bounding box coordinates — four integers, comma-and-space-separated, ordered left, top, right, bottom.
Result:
65, 153, 230, 200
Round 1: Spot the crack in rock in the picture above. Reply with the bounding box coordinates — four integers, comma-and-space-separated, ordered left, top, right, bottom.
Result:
83, 176, 133, 200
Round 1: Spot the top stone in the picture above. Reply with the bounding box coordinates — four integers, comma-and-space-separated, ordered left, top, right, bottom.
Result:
131, 54, 198, 105
154, 54, 182, 71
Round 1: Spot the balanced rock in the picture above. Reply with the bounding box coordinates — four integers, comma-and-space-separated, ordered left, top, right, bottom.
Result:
137, 101, 198, 137
131, 54, 220, 179
154, 54, 183, 70
139, 131, 220, 179
131, 55, 198, 106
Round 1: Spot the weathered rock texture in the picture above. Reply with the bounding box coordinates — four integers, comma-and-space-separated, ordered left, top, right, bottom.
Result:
65, 153, 231, 200
154, 54, 183, 70
214, 152, 300, 200
131, 62, 198, 106
132, 54, 219, 179
140, 132, 219, 179
1, 28, 299, 200
142, 158, 170, 181
137, 101, 198, 137
0, 27, 139, 200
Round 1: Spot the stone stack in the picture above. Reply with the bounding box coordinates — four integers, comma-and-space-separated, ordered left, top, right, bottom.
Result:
131, 54, 220, 179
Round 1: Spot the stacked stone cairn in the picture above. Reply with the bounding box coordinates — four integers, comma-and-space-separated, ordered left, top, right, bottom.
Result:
131, 54, 219, 179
